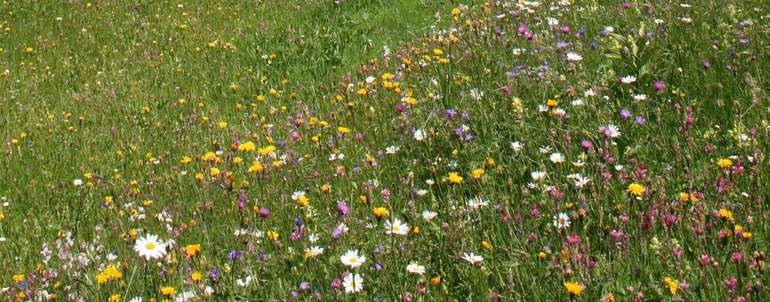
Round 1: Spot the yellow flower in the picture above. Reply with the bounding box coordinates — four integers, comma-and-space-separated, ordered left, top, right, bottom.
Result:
546, 99, 558, 108
180, 156, 192, 165
627, 183, 645, 196
297, 195, 309, 207
160, 286, 176, 297
472, 168, 485, 180
719, 208, 733, 219
663, 277, 678, 295
447, 172, 463, 184
337, 127, 351, 135
258, 145, 276, 156
481, 241, 492, 251
185, 244, 201, 257
373, 207, 389, 219
96, 273, 109, 285
191, 271, 203, 282
564, 281, 584, 297
201, 151, 218, 162
13, 274, 24, 283
431, 276, 442, 286
717, 158, 733, 169
266, 230, 279, 241
742, 232, 753, 240
103, 265, 122, 280
210, 167, 220, 177
485, 158, 495, 167
108, 294, 120, 302
238, 141, 256, 153
248, 161, 264, 173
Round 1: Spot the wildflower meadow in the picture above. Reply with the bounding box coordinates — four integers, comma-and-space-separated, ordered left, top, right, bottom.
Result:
2, 0, 770, 301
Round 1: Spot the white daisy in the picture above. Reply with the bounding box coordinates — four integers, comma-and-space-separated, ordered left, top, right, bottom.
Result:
406, 262, 426, 275
461, 252, 484, 264
340, 250, 366, 268
175, 291, 195, 302
134, 234, 166, 260
421, 210, 438, 221
531, 171, 547, 181
385, 218, 409, 236
553, 213, 571, 229
566, 52, 582, 62
413, 129, 426, 141
549, 152, 565, 164
343, 272, 363, 293
467, 196, 489, 210
619, 75, 637, 84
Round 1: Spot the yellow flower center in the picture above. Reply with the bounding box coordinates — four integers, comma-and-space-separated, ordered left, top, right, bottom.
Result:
145, 242, 156, 250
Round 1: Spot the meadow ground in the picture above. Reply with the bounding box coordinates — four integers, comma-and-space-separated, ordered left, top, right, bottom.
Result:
1, 0, 770, 301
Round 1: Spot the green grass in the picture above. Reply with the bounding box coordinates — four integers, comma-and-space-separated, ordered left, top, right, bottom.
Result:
2, 0, 770, 301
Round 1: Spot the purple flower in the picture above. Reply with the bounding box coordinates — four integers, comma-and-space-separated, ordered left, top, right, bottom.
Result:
259, 207, 270, 218
725, 277, 738, 290
609, 230, 625, 241
331, 227, 343, 239
620, 109, 631, 119
580, 140, 593, 150
635, 115, 646, 125
464, 133, 475, 142
576, 27, 587, 38
336, 201, 349, 216
446, 108, 458, 119
731, 251, 743, 263
228, 250, 243, 261
700, 254, 711, 267
331, 278, 342, 290
238, 191, 247, 210
654, 80, 666, 91
299, 282, 310, 290
295, 217, 303, 228
209, 268, 220, 281
290, 130, 300, 141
